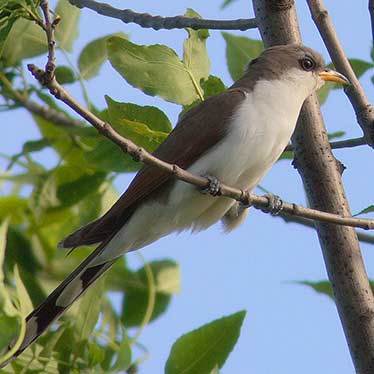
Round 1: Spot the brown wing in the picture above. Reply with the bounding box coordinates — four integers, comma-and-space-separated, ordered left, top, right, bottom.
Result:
60, 88, 249, 248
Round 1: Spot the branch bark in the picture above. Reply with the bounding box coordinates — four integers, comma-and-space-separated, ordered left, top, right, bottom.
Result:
22, 99, 83, 127
307, 0, 374, 147
68, 0, 257, 30
278, 214, 374, 245
370, 0, 374, 47
252, 1, 374, 373
284, 136, 367, 152
0, 72, 83, 128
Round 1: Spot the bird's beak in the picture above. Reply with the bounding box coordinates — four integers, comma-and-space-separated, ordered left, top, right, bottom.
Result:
319, 69, 350, 85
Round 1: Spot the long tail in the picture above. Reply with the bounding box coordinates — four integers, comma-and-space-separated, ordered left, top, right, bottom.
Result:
0, 240, 116, 368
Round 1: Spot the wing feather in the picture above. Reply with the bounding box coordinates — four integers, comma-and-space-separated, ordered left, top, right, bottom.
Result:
60, 88, 248, 248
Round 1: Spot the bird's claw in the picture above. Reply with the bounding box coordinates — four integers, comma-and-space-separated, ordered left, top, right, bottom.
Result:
262, 193, 284, 215
201, 175, 221, 196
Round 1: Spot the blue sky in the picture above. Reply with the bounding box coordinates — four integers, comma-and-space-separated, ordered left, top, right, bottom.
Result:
2, 0, 374, 373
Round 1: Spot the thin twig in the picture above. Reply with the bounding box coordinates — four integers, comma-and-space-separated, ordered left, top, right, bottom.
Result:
40, 0, 61, 82
307, 0, 374, 147
278, 214, 374, 244
369, 0, 374, 48
329, 136, 367, 149
0, 72, 82, 128
68, 0, 257, 30
27, 62, 374, 231
284, 136, 367, 152
23, 99, 83, 127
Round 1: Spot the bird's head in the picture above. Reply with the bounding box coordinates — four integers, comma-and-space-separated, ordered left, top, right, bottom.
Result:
241, 44, 349, 96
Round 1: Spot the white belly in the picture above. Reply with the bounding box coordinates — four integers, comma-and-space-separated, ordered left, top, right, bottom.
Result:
94, 78, 308, 264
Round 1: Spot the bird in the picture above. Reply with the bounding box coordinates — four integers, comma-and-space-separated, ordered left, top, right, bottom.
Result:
0, 44, 349, 367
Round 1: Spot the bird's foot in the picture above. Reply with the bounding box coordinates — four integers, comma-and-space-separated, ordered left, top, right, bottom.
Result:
262, 193, 284, 215
200, 175, 221, 196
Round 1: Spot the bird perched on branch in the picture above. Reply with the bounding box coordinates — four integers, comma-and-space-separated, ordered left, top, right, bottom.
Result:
0, 44, 348, 367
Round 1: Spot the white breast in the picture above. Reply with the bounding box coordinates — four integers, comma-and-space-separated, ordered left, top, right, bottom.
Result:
185, 72, 311, 191
94, 72, 314, 264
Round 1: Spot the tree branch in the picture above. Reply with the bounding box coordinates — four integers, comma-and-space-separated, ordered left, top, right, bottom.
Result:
307, 0, 374, 148
68, 0, 257, 30
0, 72, 83, 128
23, 99, 83, 127
284, 136, 367, 152
252, 1, 374, 373
369, 0, 374, 48
278, 214, 374, 245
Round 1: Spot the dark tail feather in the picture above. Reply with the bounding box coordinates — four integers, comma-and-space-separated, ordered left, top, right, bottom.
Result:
0, 240, 116, 368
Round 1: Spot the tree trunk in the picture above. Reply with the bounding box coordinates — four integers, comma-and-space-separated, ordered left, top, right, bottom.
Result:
251, 1, 374, 373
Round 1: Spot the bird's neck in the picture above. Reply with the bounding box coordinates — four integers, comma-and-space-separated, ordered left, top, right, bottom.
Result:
232, 70, 312, 124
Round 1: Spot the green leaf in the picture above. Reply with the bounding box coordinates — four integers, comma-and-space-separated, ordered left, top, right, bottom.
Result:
1, 17, 47, 65
121, 260, 180, 327
181, 75, 226, 116
107, 36, 205, 105
55, 0, 80, 52
0, 2, 21, 58
4, 227, 41, 281
278, 149, 293, 160
110, 327, 132, 371
0, 220, 22, 355
165, 311, 246, 374
354, 205, 374, 216
299, 280, 332, 297
317, 81, 334, 105
105, 96, 171, 151
220, 0, 238, 9
349, 58, 373, 78
30, 172, 60, 216
55, 325, 75, 371
222, 33, 263, 81
75, 276, 105, 342
16, 268, 46, 307
0, 314, 19, 353
324, 59, 373, 102
84, 138, 141, 173
39, 324, 67, 358
201, 75, 226, 98
0, 219, 8, 285
0, 196, 28, 224
56, 169, 106, 208
34, 115, 94, 170
55, 65, 76, 84
78, 32, 128, 80
14, 265, 33, 316
183, 9, 210, 92
327, 131, 345, 140
88, 341, 106, 367
9, 138, 51, 167
106, 96, 172, 134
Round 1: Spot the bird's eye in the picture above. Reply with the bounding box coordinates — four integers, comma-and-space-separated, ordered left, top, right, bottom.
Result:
300, 57, 315, 71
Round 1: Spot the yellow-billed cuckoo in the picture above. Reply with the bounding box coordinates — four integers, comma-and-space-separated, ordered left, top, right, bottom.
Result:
1, 44, 349, 366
